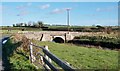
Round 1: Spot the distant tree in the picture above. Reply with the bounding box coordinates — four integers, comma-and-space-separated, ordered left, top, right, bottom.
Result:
38, 21, 44, 27
33, 22, 39, 28
16, 24, 18, 27
16, 23, 20, 27
28, 23, 31, 27
13, 24, 15, 27
35, 24, 39, 28
24, 23, 27, 27
96, 25, 105, 32
20, 23, 23, 26
7, 26, 10, 27
28, 21, 33, 27
96, 25, 104, 29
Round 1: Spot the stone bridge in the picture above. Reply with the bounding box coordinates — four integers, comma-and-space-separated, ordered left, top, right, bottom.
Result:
18, 31, 76, 43
18, 31, 102, 43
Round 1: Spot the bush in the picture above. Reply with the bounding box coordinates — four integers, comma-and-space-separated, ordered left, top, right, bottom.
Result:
2, 34, 37, 70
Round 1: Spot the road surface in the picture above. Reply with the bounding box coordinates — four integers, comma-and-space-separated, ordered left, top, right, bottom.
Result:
0, 61, 2, 70
0, 36, 10, 70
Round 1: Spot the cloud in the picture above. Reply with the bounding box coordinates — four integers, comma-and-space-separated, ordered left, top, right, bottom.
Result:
16, 3, 32, 10
79, 19, 118, 26
40, 4, 50, 9
0, 5, 2, 9
0, 5, 2, 12
27, 3, 32, 6
16, 3, 32, 16
51, 8, 63, 14
17, 11, 28, 16
16, 5, 26, 10
50, 7, 72, 14
96, 8, 101, 12
83, 14, 97, 17
63, 8, 72, 10
96, 5, 118, 12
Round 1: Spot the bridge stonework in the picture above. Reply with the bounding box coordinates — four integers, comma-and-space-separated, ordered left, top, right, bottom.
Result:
18, 31, 75, 42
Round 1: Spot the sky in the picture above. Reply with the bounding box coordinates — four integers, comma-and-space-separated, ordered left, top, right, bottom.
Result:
1, 0, 120, 2
0, 2, 119, 26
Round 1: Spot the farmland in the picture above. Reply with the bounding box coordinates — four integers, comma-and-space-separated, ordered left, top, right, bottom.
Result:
32, 40, 118, 69
1, 26, 119, 70
1, 25, 118, 32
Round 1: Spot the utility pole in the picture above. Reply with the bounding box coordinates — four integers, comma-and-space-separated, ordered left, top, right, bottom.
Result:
66, 8, 71, 34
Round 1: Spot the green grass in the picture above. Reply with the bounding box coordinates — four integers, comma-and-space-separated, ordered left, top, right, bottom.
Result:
2, 38, 37, 70
48, 25, 97, 29
1, 26, 42, 30
10, 53, 36, 70
32, 40, 118, 69
1, 30, 20, 34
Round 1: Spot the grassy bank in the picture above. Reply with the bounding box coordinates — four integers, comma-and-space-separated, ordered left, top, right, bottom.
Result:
2, 36, 37, 70
32, 40, 118, 69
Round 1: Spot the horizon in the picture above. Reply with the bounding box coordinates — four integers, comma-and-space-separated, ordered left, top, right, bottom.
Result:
1, 2, 118, 26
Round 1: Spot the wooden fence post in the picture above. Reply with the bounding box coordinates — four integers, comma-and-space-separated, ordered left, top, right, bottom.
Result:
30, 42, 34, 63
40, 55, 44, 65
44, 45, 52, 69
45, 46, 52, 63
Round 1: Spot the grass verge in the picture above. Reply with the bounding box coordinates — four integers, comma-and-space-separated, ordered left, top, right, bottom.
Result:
32, 40, 118, 69
2, 38, 37, 70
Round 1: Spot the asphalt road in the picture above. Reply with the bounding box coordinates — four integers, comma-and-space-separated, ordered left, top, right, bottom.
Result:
0, 36, 10, 70
0, 61, 2, 70
0, 38, 3, 70
0, 40, 2, 70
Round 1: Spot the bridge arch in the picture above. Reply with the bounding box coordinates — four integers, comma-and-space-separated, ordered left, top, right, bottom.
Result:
52, 37, 64, 43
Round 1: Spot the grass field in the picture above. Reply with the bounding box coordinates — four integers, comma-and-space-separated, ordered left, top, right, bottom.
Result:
48, 25, 97, 29
32, 40, 118, 69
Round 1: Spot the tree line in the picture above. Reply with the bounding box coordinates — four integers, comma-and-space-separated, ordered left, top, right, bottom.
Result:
13, 21, 44, 28
12, 21, 117, 34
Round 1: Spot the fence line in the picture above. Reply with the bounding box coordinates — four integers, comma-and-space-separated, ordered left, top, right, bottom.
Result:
29, 42, 74, 71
